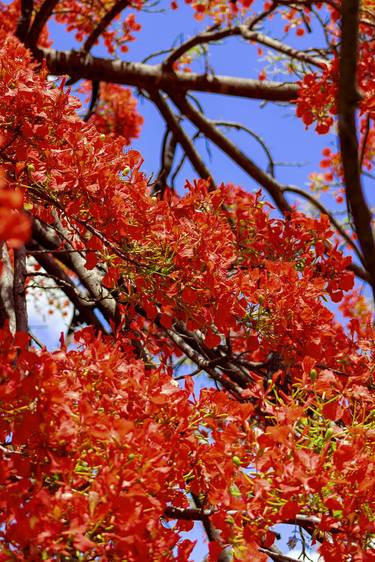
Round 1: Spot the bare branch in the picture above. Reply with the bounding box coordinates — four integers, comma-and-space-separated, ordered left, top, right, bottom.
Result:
162, 326, 245, 398
338, 0, 375, 301
15, 0, 34, 41
168, 93, 292, 214
52, 216, 118, 322
0, 244, 16, 332
26, 0, 60, 49
83, 81, 100, 122
359, 115, 371, 172
152, 130, 178, 195
214, 120, 275, 177
83, 0, 130, 53
148, 90, 213, 182
13, 247, 28, 333
163, 25, 326, 71
259, 547, 301, 562
36, 47, 299, 102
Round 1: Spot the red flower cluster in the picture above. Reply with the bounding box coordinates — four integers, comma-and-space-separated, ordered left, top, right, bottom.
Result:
82, 82, 144, 144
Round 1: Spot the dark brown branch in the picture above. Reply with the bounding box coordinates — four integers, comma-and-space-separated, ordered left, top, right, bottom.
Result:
83, 81, 100, 122
36, 47, 299, 102
0, 244, 16, 332
152, 130, 178, 195
166, 500, 232, 562
277, 0, 340, 10
83, 0, 130, 52
348, 262, 370, 284
13, 247, 28, 333
26, 0, 60, 49
148, 90, 213, 182
169, 93, 292, 214
15, 0, 34, 41
338, 0, 375, 301
164, 506, 212, 521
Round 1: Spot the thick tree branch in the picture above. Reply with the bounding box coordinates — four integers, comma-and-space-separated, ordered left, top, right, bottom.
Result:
148, 90, 213, 182
169, 93, 292, 214
26, 0, 60, 48
31, 219, 116, 321
13, 246, 28, 333
338, 0, 375, 301
191, 493, 232, 562
164, 506, 322, 559
53, 217, 118, 323
83, 0, 130, 53
0, 244, 16, 332
348, 262, 370, 284
259, 547, 301, 562
35, 47, 299, 102
152, 130, 178, 195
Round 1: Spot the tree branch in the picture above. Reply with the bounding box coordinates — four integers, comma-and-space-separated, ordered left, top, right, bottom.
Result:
338, 0, 375, 301
152, 130, 178, 195
163, 326, 245, 399
0, 243, 16, 332
168, 93, 292, 214
15, 0, 34, 41
83, 81, 100, 122
214, 120, 275, 177
163, 25, 326, 71
259, 547, 301, 562
26, 0, 60, 49
13, 246, 28, 333
35, 47, 299, 102
26, 240, 106, 332
148, 90, 213, 182
83, 0, 130, 53
52, 216, 118, 323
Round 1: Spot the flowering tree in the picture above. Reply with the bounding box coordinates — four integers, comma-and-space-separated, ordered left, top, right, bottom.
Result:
0, 0, 374, 560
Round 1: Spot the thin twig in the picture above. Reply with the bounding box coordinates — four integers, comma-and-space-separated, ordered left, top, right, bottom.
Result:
26, 0, 60, 48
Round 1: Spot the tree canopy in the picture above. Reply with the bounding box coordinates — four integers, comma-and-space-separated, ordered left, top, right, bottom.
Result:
0, 0, 374, 560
